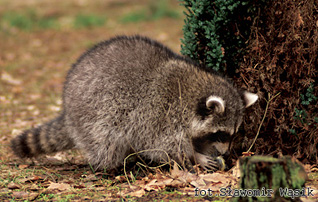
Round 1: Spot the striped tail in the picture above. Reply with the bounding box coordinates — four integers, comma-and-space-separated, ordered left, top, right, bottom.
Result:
10, 113, 75, 158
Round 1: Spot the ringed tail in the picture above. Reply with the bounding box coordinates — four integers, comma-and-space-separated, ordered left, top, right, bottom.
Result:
10, 113, 74, 158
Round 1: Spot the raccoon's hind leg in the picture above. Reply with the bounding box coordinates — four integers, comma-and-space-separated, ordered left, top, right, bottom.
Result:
10, 112, 75, 158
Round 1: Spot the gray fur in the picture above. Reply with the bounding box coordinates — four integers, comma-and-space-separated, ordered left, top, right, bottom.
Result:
11, 35, 258, 171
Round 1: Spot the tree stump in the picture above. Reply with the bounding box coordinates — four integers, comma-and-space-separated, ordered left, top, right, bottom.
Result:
232, 156, 307, 202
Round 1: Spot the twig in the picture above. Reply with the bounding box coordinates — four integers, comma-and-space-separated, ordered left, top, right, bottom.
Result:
123, 149, 171, 186
246, 92, 281, 153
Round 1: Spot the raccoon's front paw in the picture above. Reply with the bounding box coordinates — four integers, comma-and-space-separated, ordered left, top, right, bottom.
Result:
194, 152, 225, 171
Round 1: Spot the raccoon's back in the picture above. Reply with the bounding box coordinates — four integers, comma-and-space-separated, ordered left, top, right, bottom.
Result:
64, 36, 179, 109
62, 36, 189, 139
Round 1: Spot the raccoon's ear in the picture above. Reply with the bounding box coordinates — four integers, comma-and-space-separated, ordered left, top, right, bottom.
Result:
243, 91, 258, 108
206, 96, 225, 114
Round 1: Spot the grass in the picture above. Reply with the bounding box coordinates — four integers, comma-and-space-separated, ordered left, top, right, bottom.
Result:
74, 14, 106, 29
0, 0, 178, 31
1, 10, 60, 31
120, 0, 180, 23
0, 11, 107, 31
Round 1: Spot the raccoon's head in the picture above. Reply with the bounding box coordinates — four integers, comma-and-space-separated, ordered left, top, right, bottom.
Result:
191, 91, 258, 159
191, 91, 258, 137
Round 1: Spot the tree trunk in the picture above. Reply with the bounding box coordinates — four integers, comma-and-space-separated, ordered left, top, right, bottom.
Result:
232, 155, 307, 202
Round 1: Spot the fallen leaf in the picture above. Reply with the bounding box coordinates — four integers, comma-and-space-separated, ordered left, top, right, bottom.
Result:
169, 179, 188, 188
200, 173, 228, 184
7, 182, 21, 189
170, 162, 184, 179
47, 182, 71, 191
29, 184, 39, 191
156, 178, 174, 187
144, 179, 158, 191
12, 191, 29, 199
115, 175, 127, 182
189, 177, 206, 188
18, 164, 29, 169
126, 189, 145, 197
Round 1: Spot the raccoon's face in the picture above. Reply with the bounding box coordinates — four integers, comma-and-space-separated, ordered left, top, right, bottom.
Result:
191, 91, 258, 138
191, 91, 258, 157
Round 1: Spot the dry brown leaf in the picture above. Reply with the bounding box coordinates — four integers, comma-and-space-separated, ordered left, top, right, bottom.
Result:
201, 173, 228, 184
12, 191, 39, 201
157, 178, 174, 186
170, 162, 199, 184
115, 175, 127, 182
7, 182, 21, 189
47, 182, 71, 191
170, 162, 184, 179
133, 179, 147, 186
169, 179, 188, 188
189, 177, 206, 188
12, 191, 29, 199
144, 178, 174, 191
126, 189, 146, 197
18, 164, 29, 169
144, 179, 158, 191
29, 184, 39, 191
128, 184, 140, 190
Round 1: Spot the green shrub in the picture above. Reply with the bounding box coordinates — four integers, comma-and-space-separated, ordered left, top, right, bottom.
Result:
180, 0, 255, 73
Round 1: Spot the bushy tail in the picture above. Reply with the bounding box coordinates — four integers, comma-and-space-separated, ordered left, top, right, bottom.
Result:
10, 113, 75, 158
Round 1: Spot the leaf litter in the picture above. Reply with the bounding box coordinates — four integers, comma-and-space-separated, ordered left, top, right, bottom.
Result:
117, 162, 238, 198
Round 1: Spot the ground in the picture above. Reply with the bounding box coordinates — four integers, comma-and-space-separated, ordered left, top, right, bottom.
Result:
0, 0, 317, 201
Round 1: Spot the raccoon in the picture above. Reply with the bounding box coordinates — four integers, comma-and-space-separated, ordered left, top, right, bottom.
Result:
11, 35, 258, 171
